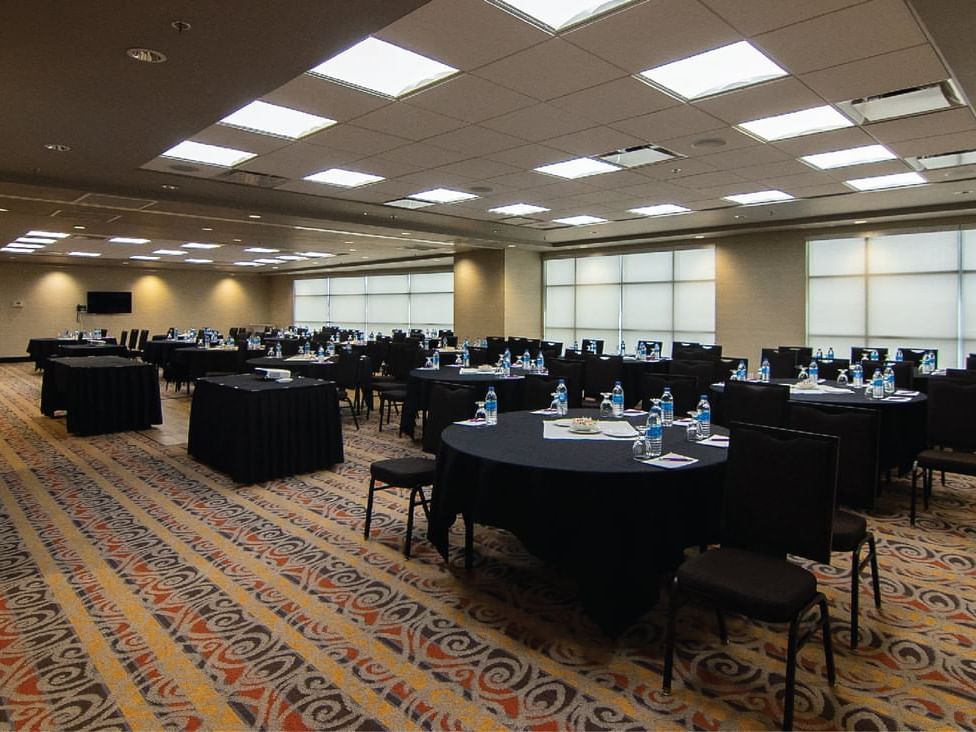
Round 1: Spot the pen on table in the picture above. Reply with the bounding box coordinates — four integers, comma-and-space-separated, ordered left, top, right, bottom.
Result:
659, 456, 693, 462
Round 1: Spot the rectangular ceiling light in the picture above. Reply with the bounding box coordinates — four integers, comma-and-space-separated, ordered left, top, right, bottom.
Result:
490, 0, 637, 32
16, 236, 57, 244
233, 261, 262, 266
309, 37, 458, 98
26, 230, 69, 238
109, 237, 151, 244
408, 188, 478, 204
598, 144, 681, 169
184, 258, 213, 264
220, 100, 335, 139
0, 247, 33, 253
838, 82, 959, 124
723, 190, 794, 205
489, 203, 550, 216
129, 255, 160, 261
845, 172, 926, 191
253, 258, 286, 264
153, 249, 187, 255
800, 144, 896, 170
629, 204, 691, 216
161, 140, 256, 167
303, 168, 385, 187
535, 157, 620, 179
182, 242, 222, 249
8, 243, 45, 248
68, 251, 101, 257
639, 41, 787, 100
244, 247, 279, 253
553, 215, 607, 225
737, 105, 852, 141
384, 198, 435, 209
912, 149, 976, 170
276, 255, 309, 261
297, 251, 336, 257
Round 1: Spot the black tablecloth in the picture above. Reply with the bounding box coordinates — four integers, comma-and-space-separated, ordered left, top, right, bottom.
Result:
171, 347, 247, 381
57, 343, 129, 359
40, 356, 162, 436
187, 374, 343, 484
27, 337, 118, 368
143, 339, 195, 367
246, 356, 338, 381
431, 409, 727, 633
261, 336, 302, 357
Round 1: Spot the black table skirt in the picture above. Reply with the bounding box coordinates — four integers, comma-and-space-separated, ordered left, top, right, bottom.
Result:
41, 356, 162, 436
27, 338, 118, 368
171, 347, 247, 381
188, 374, 343, 484
57, 343, 129, 359
246, 357, 338, 381
431, 410, 727, 634
143, 339, 195, 367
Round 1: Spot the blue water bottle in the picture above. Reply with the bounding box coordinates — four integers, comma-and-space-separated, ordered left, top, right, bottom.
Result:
611, 381, 624, 417
696, 394, 711, 438
485, 386, 498, 425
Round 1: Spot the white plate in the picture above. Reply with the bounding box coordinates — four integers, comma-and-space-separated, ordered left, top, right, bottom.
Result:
553, 419, 572, 428
569, 424, 600, 434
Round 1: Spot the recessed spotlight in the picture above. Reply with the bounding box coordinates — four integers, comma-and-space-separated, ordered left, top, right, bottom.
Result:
126, 47, 167, 64
361, 255, 369, 259
304, 168, 385, 187
535, 157, 620, 179
244, 247, 279, 253
201, 227, 213, 231
845, 172, 926, 191
220, 100, 335, 139
109, 237, 151, 244
349, 248, 357, 252
161, 140, 256, 167
0, 208, 8, 212
232, 238, 242, 242
489, 203, 550, 216
27, 230, 69, 239
695, 235, 705, 239
160, 184, 180, 190
73, 225, 86, 230
723, 190, 794, 205
737, 105, 852, 141
309, 37, 458, 98
507, 244, 517, 248
553, 215, 607, 225
248, 214, 262, 219
182, 242, 221, 249
408, 188, 478, 204
639, 41, 787, 100
854, 220, 868, 224
129, 255, 160, 261
629, 204, 691, 217
801, 145, 896, 170
68, 251, 101, 257
44, 143, 71, 152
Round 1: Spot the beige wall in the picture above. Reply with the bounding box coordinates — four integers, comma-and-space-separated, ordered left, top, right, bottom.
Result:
503, 248, 543, 338
0, 262, 270, 358
268, 275, 294, 328
453, 249, 505, 339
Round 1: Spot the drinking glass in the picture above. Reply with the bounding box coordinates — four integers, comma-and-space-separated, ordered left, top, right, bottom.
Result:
797, 365, 809, 382
599, 392, 613, 419
549, 392, 560, 412
686, 411, 702, 441
474, 402, 487, 422
836, 368, 849, 386
632, 435, 650, 461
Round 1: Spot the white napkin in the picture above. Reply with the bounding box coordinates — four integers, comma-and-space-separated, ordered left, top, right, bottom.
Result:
672, 417, 696, 426
531, 408, 559, 415
454, 418, 486, 426
698, 434, 730, 448
895, 390, 919, 396
640, 452, 699, 469
622, 409, 648, 416
883, 396, 912, 402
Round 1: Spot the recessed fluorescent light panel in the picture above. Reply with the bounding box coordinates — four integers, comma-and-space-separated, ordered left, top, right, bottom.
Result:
184, 258, 213, 264
244, 247, 279, 253
639, 41, 787, 100
598, 144, 682, 169
535, 157, 620, 179
737, 105, 852, 142
837, 81, 960, 124
303, 168, 385, 187
910, 149, 976, 171
553, 215, 607, 225
161, 140, 256, 167
109, 237, 151, 244
489, 203, 550, 216
129, 255, 160, 261
628, 204, 691, 216
26, 230, 69, 239
0, 247, 33, 253
182, 242, 222, 249
309, 37, 458, 98
219, 100, 335, 139
801, 145, 896, 170
490, 0, 638, 32
233, 261, 262, 266
7, 243, 44, 249
723, 190, 794, 205
276, 255, 309, 261
153, 249, 187, 256
297, 252, 336, 258
845, 172, 926, 191
68, 251, 101, 257
408, 188, 478, 204
384, 198, 434, 209
253, 258, 286, 264
16, 237, 57, 244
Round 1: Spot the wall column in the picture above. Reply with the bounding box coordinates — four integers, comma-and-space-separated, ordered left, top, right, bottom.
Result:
453, 248, 542, 339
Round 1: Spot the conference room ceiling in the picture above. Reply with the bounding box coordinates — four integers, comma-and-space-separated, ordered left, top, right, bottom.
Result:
4, 0, 976, 271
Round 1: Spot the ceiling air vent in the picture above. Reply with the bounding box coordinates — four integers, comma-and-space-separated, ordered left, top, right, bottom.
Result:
74, 193, 157, 209
217, 170, 288, 188
598, 144, 684, 169
837, 80, 962, 124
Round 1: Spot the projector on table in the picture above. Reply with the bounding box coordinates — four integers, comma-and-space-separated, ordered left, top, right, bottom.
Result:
255, 367, 291, 381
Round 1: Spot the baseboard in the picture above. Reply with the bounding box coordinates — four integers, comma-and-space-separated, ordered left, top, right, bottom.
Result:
0, 356, 30, 363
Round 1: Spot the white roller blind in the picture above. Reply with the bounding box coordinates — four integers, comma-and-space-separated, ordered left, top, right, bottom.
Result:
367, 293, 409, 322
294, 278, 328, 295
963, 273, 976, 339
621, 283, 672, 330
367, 274, 409, 293
411, 292, 453, 325
622, 251, 672, 282
868, 274, 958, 337
576, 284, 620, 329
577, 255, 620, 284
808, 276, 865, 336
412, 271, 453, 292
809, 237, 864, 276
545, 286, 574, 328
545, 258, 575, 285
675, 248, 715, 280
869, 231, 958, 273
330, 277, 366, 294
330, 295, 366, 326
294, 296, 327, 323
674, 281, 715, 332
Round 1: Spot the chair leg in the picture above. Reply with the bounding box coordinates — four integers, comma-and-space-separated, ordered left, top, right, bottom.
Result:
868, 533, 882, 610
347, 399, 359, 430
783, 616, 800, 731
910, 466, 918, 526
405, 485, 418, 559
820, 598, 836, 686
850, 543, 862, 649
364, 478, 376, 539
662, 579, 681, 695
941, 470, 946, 486
923, 468, 932, 509
378, 399, 386, 431
464, 517, 474, 571
716, 610, 729, 645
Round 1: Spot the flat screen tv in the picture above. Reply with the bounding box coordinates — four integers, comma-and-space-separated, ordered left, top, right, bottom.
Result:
87, 291, 132, 314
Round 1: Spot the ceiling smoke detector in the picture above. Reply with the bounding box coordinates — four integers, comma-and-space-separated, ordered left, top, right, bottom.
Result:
126, 47, 168, 64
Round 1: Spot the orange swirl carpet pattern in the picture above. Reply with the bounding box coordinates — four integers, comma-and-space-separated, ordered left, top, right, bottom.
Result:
0, 362, 973, 730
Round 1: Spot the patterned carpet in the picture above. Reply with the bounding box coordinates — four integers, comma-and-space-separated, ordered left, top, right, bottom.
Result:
0, 361, 973, 731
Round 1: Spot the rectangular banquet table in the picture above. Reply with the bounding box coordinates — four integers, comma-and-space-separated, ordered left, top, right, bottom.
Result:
27, 337, 119, 368
57, 342, 129, 359
40, 355, 162, 436
187, 374, 343, 484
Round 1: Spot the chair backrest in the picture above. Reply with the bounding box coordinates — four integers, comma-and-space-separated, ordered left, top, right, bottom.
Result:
761, 348, 800, 379
582, 354, 623, 398
716, 356, 748, 384
788, 403, 879, 509
119, 330, 128, 350
137, 329, 149, 350
637, 339, 663, 354
128, 330, 140, 349
967, 354, 976, 371
640, 373, 699, 415
334, 351, 359, 389
698, 344, 723, 362
898, 348, 927, 366
850, 346, 889, 363
422, 384, 477, 454
720, 381, 790, 428
521, 375, 561, 410
539, 340, 563, 359
443, 335, 459, 347
581, 338, 604, 355
486, 336, 507, 363
387, 342, 424, 380
724, 423, 838, 564
671, 341, 700, 359
816, 357, 850, 381
356, 355, 373, 394
668, 359, 715, 394
545, 359, 584, 408
365, 340, 390, 372
888, 360, 914, 389
391, 330, 406, 343
944, 368, 976, 382
779, 345, 813, 364
927, 379, 976, 450
508, 337, 539, 356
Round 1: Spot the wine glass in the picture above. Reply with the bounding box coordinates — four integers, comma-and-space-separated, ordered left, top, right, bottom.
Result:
474, 401, 487, 423
686, 410, 702, 441
599, 392, 613, 419
549, 392, 560, 413
797, 365, 809, 383
836, 368, 849, 386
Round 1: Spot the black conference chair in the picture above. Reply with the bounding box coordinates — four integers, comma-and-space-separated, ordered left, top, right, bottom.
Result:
668, 359, 715, 395
539, 340, 563, 360
716, 356, 748, 384
780, 345, 814, 365
545, 359, 584, 408
698, 344, 723, 362
850, 346, 889, 363
582, 354, 623, 401
967, 354, 976, 371
581, 338, 604, 355
671, 341, 701, 360
912, 379, 976, 526
817, 357, 851, 382
789, 403, 882, 648
718, 380, 789, 428
118, 330, 129, 355
640, 373, 698, 416
334, 352, 361, 430
486, 336, 507, 364
128, 330, 140, 351
663, 423, 839, 731
521, 376, 562, 411
761, 348, 799, 379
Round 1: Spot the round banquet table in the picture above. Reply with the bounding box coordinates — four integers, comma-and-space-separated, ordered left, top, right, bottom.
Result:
430, 409, 728, 635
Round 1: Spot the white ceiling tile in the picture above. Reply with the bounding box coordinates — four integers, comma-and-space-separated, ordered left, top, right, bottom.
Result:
339, 155, 422, 179
887, 130, 976, 158
769, 126, 878, 156
530, 180, 602, 199
611, 104, 726, 143
354, 102, 467, 140
617, 179, 699, 199
701, 0, 864, 36
753, 0, 927, 74
699, 144, 793, 169
371, 141, 472, 168
638, 157, 719, 180
376, 0, 549, 71
544, 127, 648, 156
487, 143, 575, 169
577, 169, 652, 190
276, 179, 391, 202
429, 158, 523, 180
262, 74, 390, 122
238, 142, 362, 178
428, 125, 525, 155
481, 103, 595, 141
140, 158, 226, 179
484, 170, 553, 189
547, 77, 679, 125
799, 45, 948, 103
865, 107, 976, 144
788, 182, 852, 197
674, 171, 748, 190
563, 0, 741, 73
822, 159, 912, 179
692, 77, 826, 125
394, 170, 476, 190
735, 160, 813, 180
472, 38, 625, 101
755, 171, 838, 189
303, 124, 410, 154
406, 75, 536, 123
661, 127, 758, 157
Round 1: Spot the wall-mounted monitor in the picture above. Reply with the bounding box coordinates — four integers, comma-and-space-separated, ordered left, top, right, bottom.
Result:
86, 291, 132, 314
